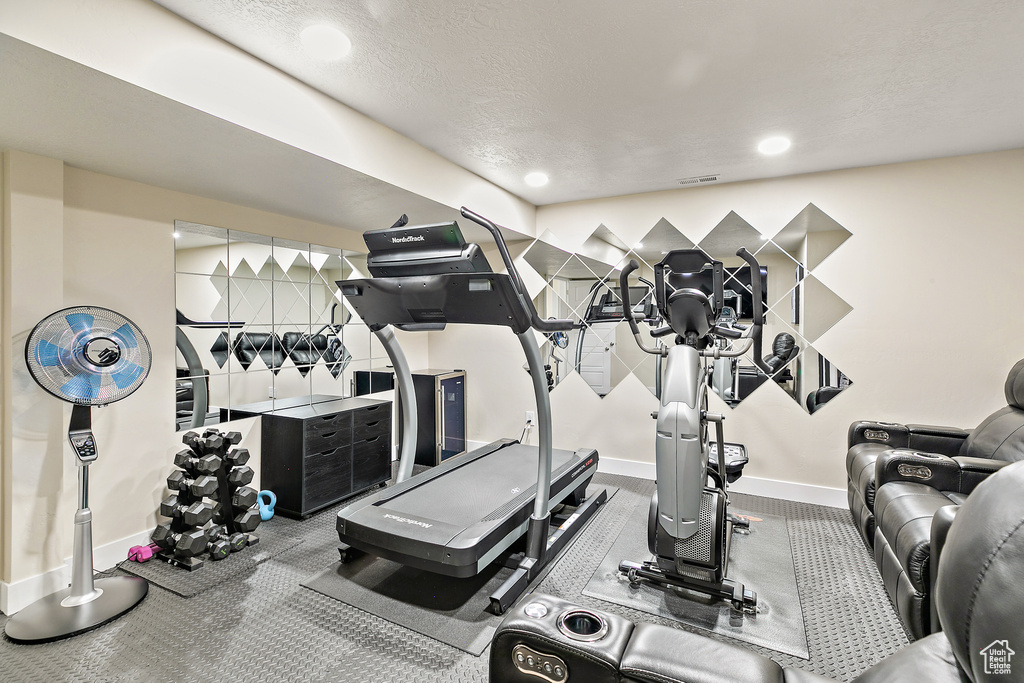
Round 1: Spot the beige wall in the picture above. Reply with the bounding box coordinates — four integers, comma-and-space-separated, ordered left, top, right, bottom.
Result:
0, 156, 429, 586
4, 145, 1023, 591
443, 149, 1024, 490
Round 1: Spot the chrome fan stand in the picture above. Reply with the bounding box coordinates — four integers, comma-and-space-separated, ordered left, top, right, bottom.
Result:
4, 405, 148, 643
6, 306, 151, 643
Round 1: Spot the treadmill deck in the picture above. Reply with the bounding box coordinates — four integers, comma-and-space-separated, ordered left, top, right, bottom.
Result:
384, 443, 576, 525
337, 441, 599, 576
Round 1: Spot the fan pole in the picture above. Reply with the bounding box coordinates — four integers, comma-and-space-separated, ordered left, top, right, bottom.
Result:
64, 462, 101, 606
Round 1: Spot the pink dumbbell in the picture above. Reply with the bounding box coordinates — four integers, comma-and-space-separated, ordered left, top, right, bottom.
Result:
128, 543, 161, 562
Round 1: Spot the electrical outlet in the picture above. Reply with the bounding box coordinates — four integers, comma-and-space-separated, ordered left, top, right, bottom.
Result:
526, 411, 535, 424
268, 385, 275, 398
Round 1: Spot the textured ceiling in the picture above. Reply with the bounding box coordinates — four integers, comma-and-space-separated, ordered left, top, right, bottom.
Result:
0, 34, 528, 245
152, 0, 1024, 205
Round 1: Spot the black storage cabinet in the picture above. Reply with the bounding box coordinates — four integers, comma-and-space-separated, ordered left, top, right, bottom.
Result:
251, 397, 392, 518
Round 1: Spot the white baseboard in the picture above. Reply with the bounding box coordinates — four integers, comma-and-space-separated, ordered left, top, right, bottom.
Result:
598, 456, 846, 508
598, 456, 657, 480
1, 529, 152, 616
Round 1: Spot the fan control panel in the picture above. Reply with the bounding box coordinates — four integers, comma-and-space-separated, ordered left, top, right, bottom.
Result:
69, 430, 98, 463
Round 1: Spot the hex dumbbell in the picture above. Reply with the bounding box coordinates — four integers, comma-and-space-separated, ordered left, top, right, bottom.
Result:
210, 485, 258, 511
166, 470, 218, 497
173, 449, 222, 475
151, 523, 209, 557
224, 447, 250, 467
159, 495, 214, 526
205, 524, 248, 556
234, 508, 261, 533
203, 433, 226, 453
227, 466, 254, 487
181, 431, 204, 455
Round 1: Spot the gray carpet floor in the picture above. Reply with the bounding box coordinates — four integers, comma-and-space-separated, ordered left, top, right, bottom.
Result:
0, 472, 908, 682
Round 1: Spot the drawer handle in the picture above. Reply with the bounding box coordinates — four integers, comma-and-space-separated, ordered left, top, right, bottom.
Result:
364, 435, 380, 443
320, 431, 337, 440
364, 405, 381, 412
317, 448, 341, 457
363, 421, 379, 428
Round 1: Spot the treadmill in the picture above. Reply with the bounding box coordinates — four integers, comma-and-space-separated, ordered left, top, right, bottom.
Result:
335, 207, 607, 614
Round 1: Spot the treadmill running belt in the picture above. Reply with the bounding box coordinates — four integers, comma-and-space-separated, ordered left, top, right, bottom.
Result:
383, 444, 577, 527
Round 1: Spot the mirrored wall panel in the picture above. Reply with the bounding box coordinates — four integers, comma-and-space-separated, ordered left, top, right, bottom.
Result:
174, 221, 373, 430
516, 204, 855, 414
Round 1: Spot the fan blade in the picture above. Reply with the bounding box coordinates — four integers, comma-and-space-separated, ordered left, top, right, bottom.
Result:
34, 338, 71, 367
115, 323, 138, 348
110, 361, 145, 389
61, 372, 103, 402
65, 312, 95, 336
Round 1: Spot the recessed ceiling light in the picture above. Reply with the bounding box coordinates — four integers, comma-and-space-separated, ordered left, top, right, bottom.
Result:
172, 232, 181, 239
300, 25, 352, 62
634, 242, 644, 249
758, 136, 791, 155
524, 172, 549, 187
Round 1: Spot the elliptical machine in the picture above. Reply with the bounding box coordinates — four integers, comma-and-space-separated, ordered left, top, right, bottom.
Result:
617, 247, 763, 613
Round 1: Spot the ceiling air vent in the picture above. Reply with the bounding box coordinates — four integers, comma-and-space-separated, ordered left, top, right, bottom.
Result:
677, 174, 720, 186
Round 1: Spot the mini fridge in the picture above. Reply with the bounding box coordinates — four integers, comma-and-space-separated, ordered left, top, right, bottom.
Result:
354, 368, 467, 466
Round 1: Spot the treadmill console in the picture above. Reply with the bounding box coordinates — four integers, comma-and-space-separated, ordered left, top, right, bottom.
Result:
363, 221, 492, 277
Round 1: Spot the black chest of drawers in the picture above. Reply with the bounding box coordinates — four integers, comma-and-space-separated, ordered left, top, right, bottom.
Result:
252, 397, 392, 518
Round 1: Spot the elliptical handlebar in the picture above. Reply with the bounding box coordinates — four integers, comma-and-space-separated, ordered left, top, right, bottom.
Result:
619, 260, 664, 356
460, 207, 573, 333
734, 247, 764, 341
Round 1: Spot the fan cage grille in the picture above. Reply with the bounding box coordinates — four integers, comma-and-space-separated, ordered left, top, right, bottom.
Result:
25, 306, 152, 406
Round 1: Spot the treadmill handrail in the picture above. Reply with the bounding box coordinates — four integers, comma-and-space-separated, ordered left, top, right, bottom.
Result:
460, 207, 573, 333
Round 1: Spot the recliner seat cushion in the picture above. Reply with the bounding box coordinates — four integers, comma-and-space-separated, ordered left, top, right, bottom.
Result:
874, 482, 958, 594
872, 482, 959, 638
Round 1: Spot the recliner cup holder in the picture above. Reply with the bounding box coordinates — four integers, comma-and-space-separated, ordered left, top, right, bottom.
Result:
557, 609, 608, 642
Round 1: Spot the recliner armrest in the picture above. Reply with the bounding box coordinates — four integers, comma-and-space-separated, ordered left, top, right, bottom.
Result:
951, 457, 1012, 494
848, 421, 911, 449
928, 505, 959, 634
906, 424, 970, 456
620, 622, 786, 683
875, 449, 961, 491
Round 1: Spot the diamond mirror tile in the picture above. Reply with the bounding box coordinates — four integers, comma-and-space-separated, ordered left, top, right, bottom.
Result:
516, 204, 853, 414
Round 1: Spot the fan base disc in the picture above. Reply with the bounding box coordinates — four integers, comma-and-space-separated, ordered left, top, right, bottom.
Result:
4, 576, 148, 643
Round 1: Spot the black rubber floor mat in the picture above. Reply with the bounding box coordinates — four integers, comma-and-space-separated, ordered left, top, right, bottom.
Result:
121, 521, 304, 598
302, 485, 617, 655
303, 555, 508, 655
582, 496, 809, 659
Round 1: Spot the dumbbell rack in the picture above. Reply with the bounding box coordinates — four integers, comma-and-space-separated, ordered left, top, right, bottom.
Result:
152, 428, 262, 571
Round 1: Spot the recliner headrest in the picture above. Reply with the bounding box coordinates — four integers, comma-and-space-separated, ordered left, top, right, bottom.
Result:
1004, 358, 1024, 409
762, 333, 799, 374
935, 460, 1024, 680
771, 333, 796, 358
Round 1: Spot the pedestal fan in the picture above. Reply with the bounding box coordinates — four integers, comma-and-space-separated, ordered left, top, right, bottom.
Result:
5, 306, 151, 643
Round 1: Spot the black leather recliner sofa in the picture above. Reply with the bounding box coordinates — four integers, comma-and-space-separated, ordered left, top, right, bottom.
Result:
491, 459, 1024, 683
845, 359, 1024, 638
